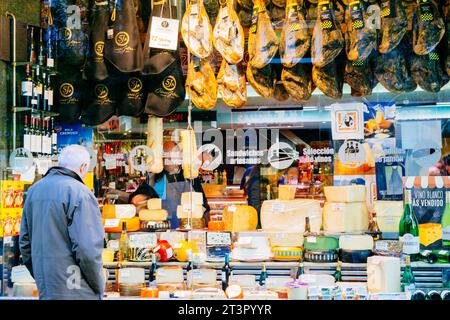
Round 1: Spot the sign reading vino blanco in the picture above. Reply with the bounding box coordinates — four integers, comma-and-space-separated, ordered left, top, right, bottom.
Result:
411, 188, 445, 250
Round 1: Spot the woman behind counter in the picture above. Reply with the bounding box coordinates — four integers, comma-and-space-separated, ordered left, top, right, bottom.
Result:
151, 141, 210, 229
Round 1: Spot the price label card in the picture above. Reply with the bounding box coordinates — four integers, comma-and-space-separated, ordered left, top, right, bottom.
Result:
129, 233, 157, 248
375, 241, 388, 251
307, 236, 317, 243
182, 204, 192, 211
272, 202, 286, 212
149, 17, 180, 51
191, 270, 203, 279
104, 219, 120, 228
206, 231, 232, 246
119, 269, 130, 278
228, 205, 237, 212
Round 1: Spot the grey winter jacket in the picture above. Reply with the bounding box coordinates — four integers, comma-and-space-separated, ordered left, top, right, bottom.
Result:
19, 167, 105, 300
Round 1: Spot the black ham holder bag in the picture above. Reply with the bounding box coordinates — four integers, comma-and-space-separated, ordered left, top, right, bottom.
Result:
52, 0, 89, 67
141, 0, 186, 117
116, 73, 146, 116
54, 66, 84, 123
80, 77, 118, 126
84, 0, 109, 81
104, 0, 143, 73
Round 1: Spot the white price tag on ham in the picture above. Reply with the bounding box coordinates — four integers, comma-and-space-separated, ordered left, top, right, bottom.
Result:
149, 17, 180, 51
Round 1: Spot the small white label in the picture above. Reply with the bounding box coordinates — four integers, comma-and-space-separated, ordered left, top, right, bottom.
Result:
192, 270, 203, 279
149, 17, 180, 51
307, 236, 317, 243
105, 157, 117, 170
45, 90, 54, 106
52, 132, 57, 145
21, 81, 32, 96
47, 58, 54, 68
31, 99, 38, 105
4, 236, 13, 245
331, 203, 345, 211
104, 219, 120, 228
166, 247, 173, 259
107, 28, 114, 39
442, 226, 450, 241
228, 205, 236, 212
400, 234, 420, 255
182, 204, 192, 211
375, 241, 389, 251
119, 269, 130, 278
24, 134, 31, 152
34, 86, 43, 95
403, 283, 416, 294
272, 202, 285, 212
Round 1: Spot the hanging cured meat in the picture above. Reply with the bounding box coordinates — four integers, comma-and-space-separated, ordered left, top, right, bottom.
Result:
312, 52, 345, 99
281, 62, 314, 101
273, 63, 290, 101
248, 0, 279, 69
238, 8, 253, 27
246, 63, 275, 97
272, 0, 287, 7
345, 0, 377, 61
213, 0, 245, 64
379, 0, 408, 53
280, 0, 311, 68
186, 57, 217, 110
444, 0, 450, 76
375, 37, 417, 92
311, 0, 344, 67
410, 51, 449, 92
217, 60, 247, 108
344, 59, 377, 97
181, 0, 214, 59
412, 0, 445, 55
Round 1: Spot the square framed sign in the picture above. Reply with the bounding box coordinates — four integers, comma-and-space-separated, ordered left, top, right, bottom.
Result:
331, 103, 365, 140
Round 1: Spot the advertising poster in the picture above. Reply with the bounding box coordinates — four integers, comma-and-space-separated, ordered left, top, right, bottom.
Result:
0, 181, 25, 237
330, 103, 365, 140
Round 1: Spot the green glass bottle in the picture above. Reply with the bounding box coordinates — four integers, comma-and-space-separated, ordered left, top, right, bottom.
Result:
334, 261, 342, 282
259, 263, 268, 287
221, 253, 232, 291
419, 250, 437, 264
399, 189, 420, 261
401, 255, 416, 295
435, 250, 450, 263
441, 191, 450, 249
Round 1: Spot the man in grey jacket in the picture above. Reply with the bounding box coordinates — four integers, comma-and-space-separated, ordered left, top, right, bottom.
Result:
19, 145, 105, 300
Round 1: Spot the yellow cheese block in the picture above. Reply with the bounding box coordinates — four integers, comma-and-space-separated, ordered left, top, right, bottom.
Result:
181, 192, 203, 206
147, 198, 162, 210
324, 185, 366, 202
222, 205, 258, 232
278, 185, 297, 201
419, 223, 442, 247
271, 246, 302, 261
323, 202, 369, 233
139, 209, 168, 221
177, 205, 205, 219
102, 204, 136, 219
103, 217, 141, 233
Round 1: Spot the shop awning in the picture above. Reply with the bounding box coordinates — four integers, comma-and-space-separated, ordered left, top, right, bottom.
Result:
402, 176, 450, 188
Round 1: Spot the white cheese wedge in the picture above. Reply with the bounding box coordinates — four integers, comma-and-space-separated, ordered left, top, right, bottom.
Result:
339, 234, 374, 251
323, 202, 369, 233
324, 185, 366, 203
147, 198, 162, 210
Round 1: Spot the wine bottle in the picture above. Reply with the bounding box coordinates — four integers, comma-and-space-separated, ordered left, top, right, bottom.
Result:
46, 28, 55, 69
149, 253, 158, 283
401, 255, 416, 295
411, 290, 426, 300
29, 27, 36, 65
44, 120, 52, 156
304, 216, 312, 237
399, 189, 420, 262
436, 250, 450, 263
51, 117, 58, 159
334, 261, 342, 282
259, 263, 268, 287
36, 118, 42, 157
30, 68, 38, 110
118, 221, 129, 262
427, 290, 442, 300
23, 115, 31, 152
441, 190, 450, 249
30, 117, 36, 154
43, 74, 53, 112
419, 250, 437, 264
295, 262, 304, 279
37, 28, 45, 67
33, 66, 43, 111
221, 253, 232, 291
21, 64, 33, 108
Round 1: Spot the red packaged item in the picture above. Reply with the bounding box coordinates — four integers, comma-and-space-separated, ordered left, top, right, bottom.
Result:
153, 240, 173, 262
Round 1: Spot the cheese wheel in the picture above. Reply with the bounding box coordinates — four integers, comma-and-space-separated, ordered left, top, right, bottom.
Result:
146, 116, 164, 174
103, 217, 140, 233
177, 204, 205, 219
180, 129, 201, 179
139, 209, 168, 221
102, 204, 136, 219
271, 246, 302, 261
147, 198, 162, 210
278, 185, 297, 200
222, 205, 258, 232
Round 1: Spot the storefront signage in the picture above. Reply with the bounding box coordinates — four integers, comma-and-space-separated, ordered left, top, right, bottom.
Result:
331, 103, 365, 140
301, 147, 334, 163
338, 140, 366, 168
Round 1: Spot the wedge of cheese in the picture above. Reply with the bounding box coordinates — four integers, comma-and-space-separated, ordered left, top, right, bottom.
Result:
147, 198, 162, 210
323, 202, 369, 233
139, 209, 168, 221
102, 204, 136, 220
260, 199, 322, 233
222, 205, 258, 232
181, 192, 203, 206
419, 223, 442, 247
324, 185, 366, 202
339, 234, 374, 251
278, 185, 297, 201
176, 204, 205, 219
